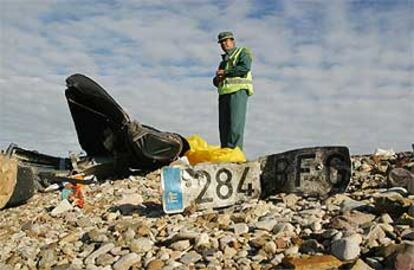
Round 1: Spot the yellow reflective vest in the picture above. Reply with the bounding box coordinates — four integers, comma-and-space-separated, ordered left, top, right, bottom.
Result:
218, 47, 254, 96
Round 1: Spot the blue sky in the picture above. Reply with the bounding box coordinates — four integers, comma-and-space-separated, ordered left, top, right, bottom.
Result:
0, 0, 413, 159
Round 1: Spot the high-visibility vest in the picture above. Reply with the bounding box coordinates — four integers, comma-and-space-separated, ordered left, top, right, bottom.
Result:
218, 47, 254, 96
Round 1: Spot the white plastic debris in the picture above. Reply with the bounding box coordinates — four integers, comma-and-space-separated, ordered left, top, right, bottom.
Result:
44, 183, 66, 192
374, 148, 395, 157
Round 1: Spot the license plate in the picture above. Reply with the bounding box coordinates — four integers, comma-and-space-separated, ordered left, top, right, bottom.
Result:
161, 162, 261, 214
259, 146, 351, 197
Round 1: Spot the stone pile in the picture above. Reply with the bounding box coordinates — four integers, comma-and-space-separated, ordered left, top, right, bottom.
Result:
0, 151, 413, 270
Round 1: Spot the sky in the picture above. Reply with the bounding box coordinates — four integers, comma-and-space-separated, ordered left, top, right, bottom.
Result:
0, 0, 413, 159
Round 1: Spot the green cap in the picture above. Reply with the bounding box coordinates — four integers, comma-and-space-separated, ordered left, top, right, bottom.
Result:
217, 31, 234, 43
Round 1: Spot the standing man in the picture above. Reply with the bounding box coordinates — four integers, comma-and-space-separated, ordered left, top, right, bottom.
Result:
213, 31, 253, 150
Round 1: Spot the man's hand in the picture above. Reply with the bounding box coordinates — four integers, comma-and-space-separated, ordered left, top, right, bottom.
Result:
216, 69, 225, 77
213, 69, 225, 87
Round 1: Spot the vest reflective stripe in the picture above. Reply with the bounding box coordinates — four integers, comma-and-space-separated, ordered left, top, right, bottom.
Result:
218, 47, 254, 96
226, 78, 253, 84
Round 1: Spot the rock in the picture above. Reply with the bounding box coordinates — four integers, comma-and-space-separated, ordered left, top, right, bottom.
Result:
284, 245, 299, 256
360, 163, 373, 173
136, 224, 152, 237
18, 241, 40, 260
394, 243, 414, 270
195, 233, 210, 249
283, 194, 300, 208
116, 193, 143, 206
129, 238, 154, 253
379, 223, 394, 233
401, 230, 414, 240
282, 255, 342, 270
409, 177, 414, 195
311, 222, 322, 232
380, 213, 394, 224
96, 253, 116, 266
263, 241, 277, 255
170, 240, 191, 251
0, 264, 12, 270
397, 213, 414, 226
270, 253, 285, 265
331, 237, 360, 261
389, 168, 414, 188
300, 239, 323, 254
123, 228, 136, 242
340, 198, 366, 212
374, 193, 413, 218
408, 204, 414, 217
252, 254, 266, 262
232, 223, 249, 235
326, 194, 352, 206
147, 259, 165, 270
331, 211, 376, 231
365, 257, 383, 269
38, 249, 57, 269
223, 246, 237, 258
217, 214, 231, 228
87, 229, 109, 243
77, 217, 95, 227
113, 253, 141, 270
350, 259, 374, 270
60, 232, 80, 244
249, 235, 271, 249
180, 251, 202, 264
51, 199, 73, 217
273, 223, 295, 236
104, 212, 119, 222
84, 243, 115, 265
255, 219, 277, 231
275, 237, 289, 250
219, 236, 236, 250
366, 225, 386, 248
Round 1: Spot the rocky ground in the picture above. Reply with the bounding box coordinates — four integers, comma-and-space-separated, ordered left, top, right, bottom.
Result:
1, 151, 414, 270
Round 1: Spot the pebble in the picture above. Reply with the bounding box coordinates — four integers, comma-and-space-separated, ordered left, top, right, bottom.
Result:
113, 253, 141, 270
195, 233, 210, 249
255, 219, 277, 231
50, 199, 73, 216
170, 240, 191, 251
408, 204, 414, 217
84, 243, 115, 265
380, 213, 394, 224
284, 245, 299, 256
232, 223, 249, 235
146, 259, 165, 270
340, 198, 366, 212
38, 249, 57, 269
394, 243, 414, 270
129, 237, 154, 253
311, 222, 322, 232
350, 259, 374, 270
331, 237, 361, 261
388, 168, 414, 188
283, 194, 300, 207
180, 251, 202, 264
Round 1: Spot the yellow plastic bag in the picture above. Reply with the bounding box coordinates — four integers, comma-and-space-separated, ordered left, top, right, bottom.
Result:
185, 135, 246, 165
